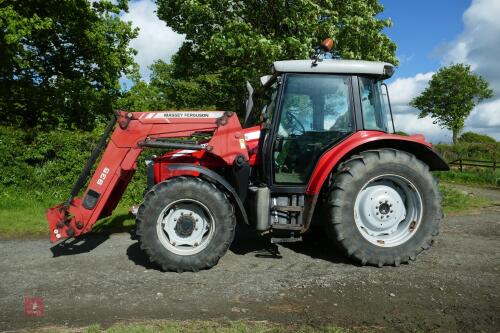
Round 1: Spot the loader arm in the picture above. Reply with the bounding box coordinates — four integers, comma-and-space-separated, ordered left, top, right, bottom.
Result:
47, 110, 248, 243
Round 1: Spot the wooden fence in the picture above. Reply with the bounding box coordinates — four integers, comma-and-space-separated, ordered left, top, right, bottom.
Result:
448, 158, 497, 172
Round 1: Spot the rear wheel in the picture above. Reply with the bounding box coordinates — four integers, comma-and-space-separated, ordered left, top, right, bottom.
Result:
326, 149, 441, 267
136, 177, 236, 272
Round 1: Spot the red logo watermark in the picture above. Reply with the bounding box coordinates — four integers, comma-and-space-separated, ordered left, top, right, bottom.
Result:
24, 297, 44, 317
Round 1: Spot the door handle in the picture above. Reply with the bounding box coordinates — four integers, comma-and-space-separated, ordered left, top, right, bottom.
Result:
273, 136, 283, 151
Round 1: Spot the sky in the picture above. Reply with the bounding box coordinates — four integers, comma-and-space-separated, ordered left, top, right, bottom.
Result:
120, 0, 500, 142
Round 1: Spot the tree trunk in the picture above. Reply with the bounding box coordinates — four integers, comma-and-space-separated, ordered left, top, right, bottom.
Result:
452, 129, 459, 144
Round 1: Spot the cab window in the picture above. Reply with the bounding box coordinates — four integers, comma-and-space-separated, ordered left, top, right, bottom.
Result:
359, 77, 388, 132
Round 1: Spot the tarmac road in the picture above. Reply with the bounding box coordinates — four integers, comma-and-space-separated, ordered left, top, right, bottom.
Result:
0, 204, 499, 332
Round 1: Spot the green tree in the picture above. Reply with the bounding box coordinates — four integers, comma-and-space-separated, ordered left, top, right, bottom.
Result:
410, 64, 493, 144
117, 60, 219, 111
156, 0, 397, 113
115, 80, 167, 112
0, 0, 138, 130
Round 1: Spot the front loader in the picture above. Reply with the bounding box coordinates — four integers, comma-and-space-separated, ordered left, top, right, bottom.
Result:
47, 39, 449, 271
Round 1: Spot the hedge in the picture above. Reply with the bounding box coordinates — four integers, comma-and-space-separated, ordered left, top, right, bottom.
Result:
458, 131, 496, 144
434, 141, 499, 162
0, 126, 145, 204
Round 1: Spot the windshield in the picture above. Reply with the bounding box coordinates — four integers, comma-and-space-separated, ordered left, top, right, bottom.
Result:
358, 77, 389, 132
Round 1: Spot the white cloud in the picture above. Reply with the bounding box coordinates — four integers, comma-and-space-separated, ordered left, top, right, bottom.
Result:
388, 72, 434, 113
387, 74, 450, 142
441, 0, 500, 94
393, 113, 451, 143
387, 72, 500, 142
389, 0, 500, 143
121, 0, 184, 79
466, 98, 500, 129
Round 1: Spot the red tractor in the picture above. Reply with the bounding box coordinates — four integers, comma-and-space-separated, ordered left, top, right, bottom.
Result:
46, 40, 448, 271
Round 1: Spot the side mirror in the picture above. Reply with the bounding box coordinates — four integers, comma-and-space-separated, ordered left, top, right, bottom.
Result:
244, 80, 254, 128
260, 75, 272, 86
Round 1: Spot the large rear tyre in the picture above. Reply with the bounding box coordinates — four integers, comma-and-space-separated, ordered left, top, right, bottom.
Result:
326, 149, 441, 267
136, 177, 236, 272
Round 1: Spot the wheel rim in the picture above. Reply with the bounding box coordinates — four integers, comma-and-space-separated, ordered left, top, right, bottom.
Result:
156, 199, 215, 256
353, 174, 423, 247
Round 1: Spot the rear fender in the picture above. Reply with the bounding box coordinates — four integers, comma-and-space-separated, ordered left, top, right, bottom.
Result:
306, 131, 449, 195
301, 131, 448, 231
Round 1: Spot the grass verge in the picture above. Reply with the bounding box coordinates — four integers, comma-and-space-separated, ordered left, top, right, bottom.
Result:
434, 169, 499, 188
439, 184, 493, 215
30, 320, 354, 333
0, 189, 135, 238
0, 190, 54, 236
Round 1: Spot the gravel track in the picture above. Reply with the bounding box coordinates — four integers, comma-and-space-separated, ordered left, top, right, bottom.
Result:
0, 205, 498, 332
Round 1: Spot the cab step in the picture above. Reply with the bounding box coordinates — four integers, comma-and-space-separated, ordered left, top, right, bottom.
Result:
271, 236, 303, 243
271, 223, 303, 231
271, 205, 303, 213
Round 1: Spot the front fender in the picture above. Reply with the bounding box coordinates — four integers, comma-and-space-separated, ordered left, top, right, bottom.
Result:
164, 164, 249, 225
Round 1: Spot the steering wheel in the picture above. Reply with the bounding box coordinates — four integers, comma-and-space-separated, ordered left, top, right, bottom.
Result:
285, 112, 306, 135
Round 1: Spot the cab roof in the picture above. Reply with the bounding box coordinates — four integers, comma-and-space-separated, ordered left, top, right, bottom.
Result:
272, 59, 395, 79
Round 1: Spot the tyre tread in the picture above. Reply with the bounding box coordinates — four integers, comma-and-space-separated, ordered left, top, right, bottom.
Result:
136, 177, 236, 272
326, 148, 442, 267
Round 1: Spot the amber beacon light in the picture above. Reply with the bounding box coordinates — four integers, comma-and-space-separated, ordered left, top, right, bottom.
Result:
320, 38, 334, 52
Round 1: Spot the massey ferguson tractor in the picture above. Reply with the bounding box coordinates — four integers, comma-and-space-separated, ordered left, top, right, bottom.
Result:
46, 39, 449, 272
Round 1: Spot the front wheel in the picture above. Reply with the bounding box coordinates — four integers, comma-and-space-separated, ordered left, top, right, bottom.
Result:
136, 177, 236, 272
326, 149, 441, 267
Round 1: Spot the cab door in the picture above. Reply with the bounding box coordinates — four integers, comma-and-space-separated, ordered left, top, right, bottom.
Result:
271, 74, 356, 186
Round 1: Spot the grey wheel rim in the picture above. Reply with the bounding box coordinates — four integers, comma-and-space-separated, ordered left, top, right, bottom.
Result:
156, 199, 215, 256
353, 174, 423, 247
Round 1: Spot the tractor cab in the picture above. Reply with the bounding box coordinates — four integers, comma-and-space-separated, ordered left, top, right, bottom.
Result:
242, 56, 403, 240
246, 59, 395, 188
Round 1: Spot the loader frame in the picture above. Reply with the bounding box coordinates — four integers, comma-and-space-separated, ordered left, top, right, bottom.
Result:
47, 110, 249, 242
